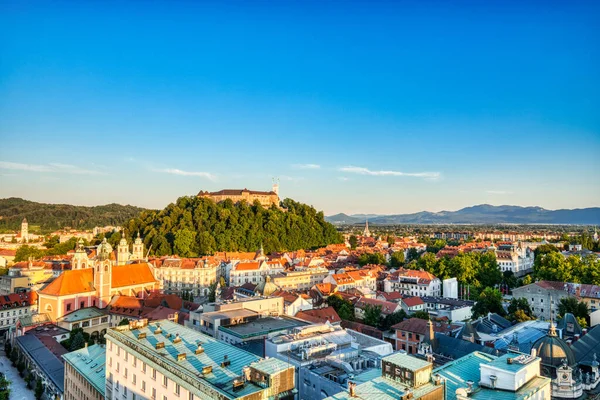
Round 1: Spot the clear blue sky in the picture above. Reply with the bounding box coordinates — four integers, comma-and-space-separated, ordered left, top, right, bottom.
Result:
0, 0, 598, 215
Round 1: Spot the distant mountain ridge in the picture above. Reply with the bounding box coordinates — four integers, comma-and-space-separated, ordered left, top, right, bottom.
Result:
0, 197, 148, 232
326, 204, 600, 225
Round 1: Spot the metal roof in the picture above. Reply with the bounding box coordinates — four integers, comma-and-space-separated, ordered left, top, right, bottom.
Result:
57, 306, 108, 323
62, 344, 106, 394
572, 324, 600, 364
105, 320, 293, 399
16, 334, 65, 392
325, 375, 441, 400
383, 352, 431, 370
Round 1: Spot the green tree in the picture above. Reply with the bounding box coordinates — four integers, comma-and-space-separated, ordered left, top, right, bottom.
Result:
406, 248, 420, 262
387, 236, 396, 246
43, 235, 60, 249
472, 287, 506, 318
348, 235, 358, 250
507, 298, 534, 322
0, 374, 11, 400
358, 253, 386, 266
412, 310, 430, 320
174, 228, 196, 257
14, 245, 44, 262
558, 297, 589, 325
502, 271, 518, 289
328, 294, 355, 321
35, 379, 43, 400
70, 332, 86, 351
362, 304, 382, 327
522, 275, 533, 285
208, 282, 218, 302
379, 310, 407, 331
118, 318, 131, 326
389, 251, 405, 269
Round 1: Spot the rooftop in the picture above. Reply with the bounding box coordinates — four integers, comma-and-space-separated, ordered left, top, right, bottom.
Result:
58, 306, 108, 323
105, 319, 293, 399
326, 374, 441, 400
384, 352, 431, 370
219, 316, 308, 339
62, 344, 106, 394
16, 334, 65, 392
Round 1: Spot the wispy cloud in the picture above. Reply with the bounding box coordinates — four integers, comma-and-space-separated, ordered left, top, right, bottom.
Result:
486, 190, 513, 195
339, 166, 440, 179
0, 161, 103, 175
338, 177, 350, 181
279, 175, 305, 182
154, 168, 216, 181
292, 163, 320, 170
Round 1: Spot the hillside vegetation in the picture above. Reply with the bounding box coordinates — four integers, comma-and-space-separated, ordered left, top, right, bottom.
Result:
122, 196, 343, 256
0, 197, 147, 233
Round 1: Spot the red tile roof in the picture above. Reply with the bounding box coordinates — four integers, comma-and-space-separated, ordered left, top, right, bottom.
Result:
402, 296, 424, 307
295, 307, 341, 324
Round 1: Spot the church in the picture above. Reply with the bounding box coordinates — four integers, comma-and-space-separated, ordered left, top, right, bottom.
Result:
38, 237, 160, 321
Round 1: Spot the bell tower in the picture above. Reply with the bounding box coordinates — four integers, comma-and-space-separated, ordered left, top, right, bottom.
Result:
132, 232, 145, 261
72, 239, 89, 270
95, 238, 113, 308
117, 236, 130, 265
21, 217, 28, 243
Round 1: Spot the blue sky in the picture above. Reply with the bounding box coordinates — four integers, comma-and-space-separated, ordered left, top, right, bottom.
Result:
0, 0, 598, 215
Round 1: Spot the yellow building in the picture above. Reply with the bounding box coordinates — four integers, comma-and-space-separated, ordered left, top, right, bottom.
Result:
198, 183, 280, 208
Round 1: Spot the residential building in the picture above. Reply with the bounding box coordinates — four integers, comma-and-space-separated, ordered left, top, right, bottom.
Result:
295, 307, 341, 325
0, 274, 29, 295
435, 351, 551, 400
229, 257, 284, 287
37, 238, 160, 321
265, 323, 393, 399
0, 291, 37, 336
495, 246, 534, 277
392, 317, 461, 354
383, 268, 441, 297
511, 281, 573, 321
0, 248, 16, 267
152, 256, 218, 296
271, 267, 329, 291
57, 307, 110, 339
271, 290, 313, 316
198, 184, 280, 207
354, 297, 402, 320
400, 296, 426, 314
217, 316, 309, 346
421, 296, 474, 321
63, 344, 106, 400
104, 318, 295, 400
325, 353, 445, 400
323, 271, 376, 292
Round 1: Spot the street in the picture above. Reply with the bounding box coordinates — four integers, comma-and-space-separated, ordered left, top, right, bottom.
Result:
0, 346, 34, 400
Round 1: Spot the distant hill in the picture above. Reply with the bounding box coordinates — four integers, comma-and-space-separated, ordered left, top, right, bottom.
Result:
0, 197, 148, 233
326, 204, 600, 225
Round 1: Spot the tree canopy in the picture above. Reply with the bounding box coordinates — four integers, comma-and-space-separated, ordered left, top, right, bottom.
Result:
534, 253, 600, 284
122, 197, 342, 256
472, 287, 506, 318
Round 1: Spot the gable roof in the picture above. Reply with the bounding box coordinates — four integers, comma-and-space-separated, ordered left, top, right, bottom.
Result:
402, 296, 424, 307
39, 268, 95, 296
111, 263, 158, 288
392, 317, 459, 335
355, 297, 399, 315
296, 307, 341, 324
234, 261, 261, 271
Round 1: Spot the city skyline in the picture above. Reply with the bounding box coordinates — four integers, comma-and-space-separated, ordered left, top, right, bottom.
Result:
1, 0, 599, 215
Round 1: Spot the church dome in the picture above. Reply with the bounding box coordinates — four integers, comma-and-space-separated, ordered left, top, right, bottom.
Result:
256, 275, 279, 297
532, 322, 576, 369
97, 238, 114, 260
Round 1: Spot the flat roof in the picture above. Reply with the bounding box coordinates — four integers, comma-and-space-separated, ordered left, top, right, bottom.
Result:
62, 344, 106, 394
486, 353, 536, 373
16, 334, 65, 392
105, 320, 293, 399
383, 352, 432, 370
326, 375, 441, 400
201, 308, 257, 323
219, 317, 308, 339
58, 307, 108, 323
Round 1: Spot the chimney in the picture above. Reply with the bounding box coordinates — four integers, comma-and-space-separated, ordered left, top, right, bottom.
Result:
489, 375, 497, 389
349, 381, 356, 397
466, 380, 474, 392
426, 320, 434, 343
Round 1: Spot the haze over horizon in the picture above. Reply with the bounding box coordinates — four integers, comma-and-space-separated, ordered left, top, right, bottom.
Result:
1, 1, 599, 215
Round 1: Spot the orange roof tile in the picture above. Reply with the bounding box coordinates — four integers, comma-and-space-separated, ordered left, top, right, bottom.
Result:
39, 268, 95, 296
234, 261, 261, 271
112, 263, 158, 288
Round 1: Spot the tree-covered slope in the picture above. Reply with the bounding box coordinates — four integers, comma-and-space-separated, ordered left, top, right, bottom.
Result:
0, 197, 147, 233
123, 196, 343, 256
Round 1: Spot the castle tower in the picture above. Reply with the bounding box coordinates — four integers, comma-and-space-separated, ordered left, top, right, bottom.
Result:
272, 178, 280, 197
117, 236, 130, 265
21, 217, 28, 243
95, 238, 113, 308
72, 238, 89, 270
132, 232, 145, 261
364, 219, 371, 237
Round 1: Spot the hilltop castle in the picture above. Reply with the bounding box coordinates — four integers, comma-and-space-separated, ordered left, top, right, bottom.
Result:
198, 182, 280, 208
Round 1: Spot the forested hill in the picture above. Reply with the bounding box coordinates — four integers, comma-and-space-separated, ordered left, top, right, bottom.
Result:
122, 196, 343, 256
0, 197, 147, 232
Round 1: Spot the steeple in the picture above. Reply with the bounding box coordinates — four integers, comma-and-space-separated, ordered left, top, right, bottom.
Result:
364, 219, 371, 238
548, 296, 557, 337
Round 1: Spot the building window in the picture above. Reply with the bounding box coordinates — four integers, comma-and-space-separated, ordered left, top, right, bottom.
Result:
80, 301, 85, 309
152, 388, 156, 399
163, 375, 168, 387
152, 369, 156, 380
133, 374, 136, 385
66, 304, 72, 312
142, 381, 146, 392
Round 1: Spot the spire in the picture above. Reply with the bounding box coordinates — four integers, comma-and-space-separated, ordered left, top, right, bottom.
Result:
364, 219, 370, 237
549, 296, 557, 337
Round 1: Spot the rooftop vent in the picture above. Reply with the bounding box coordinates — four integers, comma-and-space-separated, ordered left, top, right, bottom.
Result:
155, 342, 165, 349
466, 381, 474, 392
202, 365, 212, 374
232, 378, 245, 391
221, 355, 231, 368
489, 375, 497, 389
138, 332, 147, 340
173, 333, 181, 344
177, 353, 187, 362
195, 344, 204, 355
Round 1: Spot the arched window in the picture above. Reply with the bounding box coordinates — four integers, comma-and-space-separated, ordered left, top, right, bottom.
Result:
105, 265, 109, 272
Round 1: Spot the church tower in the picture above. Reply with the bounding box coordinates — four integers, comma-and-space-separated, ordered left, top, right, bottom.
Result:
132, 232, 145, 261
94, 238, 113, 308
72, 239, 89, 270
272, 178, 280, 197
364, 219, 371, 237
117, 236, 130, 265
21, 217, 28, 243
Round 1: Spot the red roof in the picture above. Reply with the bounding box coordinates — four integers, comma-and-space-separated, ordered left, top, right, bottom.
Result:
0, 249, 17, 257
355, 297, 399, 315
402, 296, 424, 307
296, 307, 341, 324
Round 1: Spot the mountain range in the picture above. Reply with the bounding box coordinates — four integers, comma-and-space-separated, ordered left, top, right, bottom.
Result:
326, 205, 600, 225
